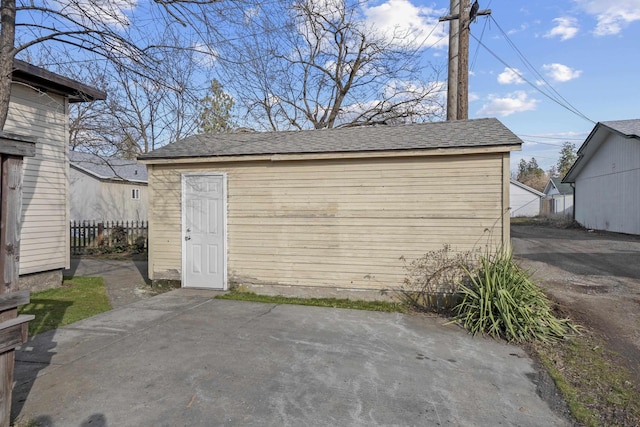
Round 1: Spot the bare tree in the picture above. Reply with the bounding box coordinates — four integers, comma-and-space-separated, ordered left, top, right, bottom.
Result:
214, 0, 445, 131
25, 27, 214, 157
0, 0, 223, 131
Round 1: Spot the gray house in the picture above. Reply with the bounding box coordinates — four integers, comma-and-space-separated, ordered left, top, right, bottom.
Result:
563, 119, 640, 235
70, 151, 148, 222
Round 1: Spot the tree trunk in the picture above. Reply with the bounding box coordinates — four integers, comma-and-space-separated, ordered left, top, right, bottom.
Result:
0, 0, 16, 131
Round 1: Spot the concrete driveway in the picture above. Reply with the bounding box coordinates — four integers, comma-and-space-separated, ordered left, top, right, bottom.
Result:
13, 290, 569, 426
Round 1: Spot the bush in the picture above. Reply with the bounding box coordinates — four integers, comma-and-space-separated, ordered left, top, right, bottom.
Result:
452, 248, 577, 343
111, 225, 128, 252
398, 245, 478, 313
132, 235, 147, 254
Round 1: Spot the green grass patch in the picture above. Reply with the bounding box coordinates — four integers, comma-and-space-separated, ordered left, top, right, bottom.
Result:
215, 290, 405, 313
532, 333, 640, 426
19, 276, 111, 336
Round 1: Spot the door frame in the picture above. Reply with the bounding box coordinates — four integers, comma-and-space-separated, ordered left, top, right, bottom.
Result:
180, 172, 228, 289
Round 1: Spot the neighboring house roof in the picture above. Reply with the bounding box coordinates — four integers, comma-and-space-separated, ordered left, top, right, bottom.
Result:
70, 151, 148, 183
544, 177, 573, 195
12, 59, 106, 102
138, 118, 521, 160
563, 119, 640, 183
510, 179, 544, 197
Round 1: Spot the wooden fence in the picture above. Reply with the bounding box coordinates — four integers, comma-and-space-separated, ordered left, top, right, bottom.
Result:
70, 220, 148, 255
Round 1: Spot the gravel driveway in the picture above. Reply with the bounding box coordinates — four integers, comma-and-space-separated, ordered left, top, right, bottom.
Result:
512, 223, 640, 381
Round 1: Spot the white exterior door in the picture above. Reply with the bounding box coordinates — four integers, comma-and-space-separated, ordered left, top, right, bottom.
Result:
182, 173, 226, 289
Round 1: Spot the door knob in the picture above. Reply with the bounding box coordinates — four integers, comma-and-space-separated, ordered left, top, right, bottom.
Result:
185, 236, 191, 241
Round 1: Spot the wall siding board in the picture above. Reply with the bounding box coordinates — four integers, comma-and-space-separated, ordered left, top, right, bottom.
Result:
509, 183, 541, 217
5, 84, 68, 275
148, 153, 507, 289
69, 167, 148, 222
575, 133, 640, 235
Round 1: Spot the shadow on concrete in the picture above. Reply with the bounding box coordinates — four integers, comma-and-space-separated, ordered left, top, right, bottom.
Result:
33, 413, 107, 426
64, 257, 81, 278
133, 259, 151, 285
12, 299, 72, 421
516, 251, 640, 280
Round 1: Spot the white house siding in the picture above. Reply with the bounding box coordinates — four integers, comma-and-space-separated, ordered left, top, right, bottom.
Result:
147, 152, 509, 290
549, 194, 574, 217
4, 84, 69, 274
574, 133, 640, 235
509, 183, 541, 217
70, 168, 148, 222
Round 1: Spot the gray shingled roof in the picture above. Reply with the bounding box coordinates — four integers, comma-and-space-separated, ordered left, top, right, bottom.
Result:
70, 151, 147, 182
563, 118, 640, 183
549, 177, 573, 195
601, 119, 640, 137
138, 118, 521, 160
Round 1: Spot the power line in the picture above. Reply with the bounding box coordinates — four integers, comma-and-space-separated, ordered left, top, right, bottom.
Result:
469, 30, 594, 124
487, 16, 593, 124
517, 134, 584, 140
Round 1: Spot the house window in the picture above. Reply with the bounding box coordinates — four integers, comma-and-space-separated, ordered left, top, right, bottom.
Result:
132, 188, 140, 200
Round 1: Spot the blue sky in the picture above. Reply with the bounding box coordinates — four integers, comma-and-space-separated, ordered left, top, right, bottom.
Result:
23, 0, 639, 169
363, 0, 640, 171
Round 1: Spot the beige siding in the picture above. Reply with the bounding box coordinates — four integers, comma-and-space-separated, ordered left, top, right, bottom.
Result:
4, 84, 69, 274
148, 152, 508, 290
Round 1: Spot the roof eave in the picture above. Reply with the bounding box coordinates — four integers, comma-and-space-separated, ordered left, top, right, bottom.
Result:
563, 122, 607, 183
12, 59, 107, 102
510, 179, 544, 197
139, 144, 521, 164
70, 163, 148, 183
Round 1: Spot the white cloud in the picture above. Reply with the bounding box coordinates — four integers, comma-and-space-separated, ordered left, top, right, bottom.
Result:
192, 43, 218, 68
497, 67, 525, 85
545, 17, 579, 40
575, 0, 640, 35
59, 0, 136, 29
477, 91, 539, 117
507, 23, 529, 35
363, 0, 448, 49
542, 63, 582, 82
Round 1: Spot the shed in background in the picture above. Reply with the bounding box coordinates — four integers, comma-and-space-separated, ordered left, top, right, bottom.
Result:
564, 119, 640, 235
139, 118, 522, 296
509, 179, 543, 217
543, 177, 574, 218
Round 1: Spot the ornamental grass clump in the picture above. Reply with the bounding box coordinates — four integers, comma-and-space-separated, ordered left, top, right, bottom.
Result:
453, 249, 577, 343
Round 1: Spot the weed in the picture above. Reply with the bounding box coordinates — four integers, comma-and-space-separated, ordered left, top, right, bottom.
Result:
533, 333, 640, 426
397, 244, 478, 313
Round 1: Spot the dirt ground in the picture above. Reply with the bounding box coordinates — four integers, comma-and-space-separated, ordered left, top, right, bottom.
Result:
511, 223, 640, 383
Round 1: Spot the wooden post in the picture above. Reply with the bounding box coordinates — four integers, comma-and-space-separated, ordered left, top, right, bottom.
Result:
457, 0, 470, 121
445, 0, 460, 121
440, 1, 491, 121
0, 156, 22, 292
0, 133, 35, 427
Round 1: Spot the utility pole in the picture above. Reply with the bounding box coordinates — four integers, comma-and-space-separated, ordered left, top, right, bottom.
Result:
440, 0, 491, 121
